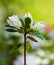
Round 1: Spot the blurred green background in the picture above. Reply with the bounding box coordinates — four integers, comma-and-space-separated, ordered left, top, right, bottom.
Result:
0, 0, 54, 65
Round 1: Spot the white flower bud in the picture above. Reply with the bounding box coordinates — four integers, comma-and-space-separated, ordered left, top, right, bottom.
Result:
32, 22, 45, 31
7, 15, 22, 28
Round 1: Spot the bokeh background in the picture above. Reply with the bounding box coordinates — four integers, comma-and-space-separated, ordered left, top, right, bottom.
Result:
0, 0, 54, 65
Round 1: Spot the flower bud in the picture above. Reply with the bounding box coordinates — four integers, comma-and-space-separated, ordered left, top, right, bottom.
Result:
7, 15, 22, 28
32, 22, 45, 31
24, 12, 33, 29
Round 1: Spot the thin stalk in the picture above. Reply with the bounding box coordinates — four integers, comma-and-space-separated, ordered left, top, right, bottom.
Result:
24, 27, 26, 65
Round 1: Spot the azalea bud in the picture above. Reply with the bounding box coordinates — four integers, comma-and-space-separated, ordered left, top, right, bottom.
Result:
7, 15, 22, 28
24, 12, 33, 29
32, 22, 45, 31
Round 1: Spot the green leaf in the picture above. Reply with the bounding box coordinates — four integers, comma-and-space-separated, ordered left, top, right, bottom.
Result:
27, 36, 38, 42
6, 24, 23, 33
6, 28, 17, 32
5, 24, 10, 27
36, 34, 43, 40
9, 44, 22, 54
28, 29, 40, 34
5, 24, 17, 29
42, 33, 50, 40
28, 30, 43, 40
6, 28, 23, 33
25, 17, 31, 29
19, 18, 24, 27
17, 28, 23, 33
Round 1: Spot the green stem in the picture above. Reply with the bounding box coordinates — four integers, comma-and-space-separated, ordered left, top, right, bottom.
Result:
24, 28, 26, 65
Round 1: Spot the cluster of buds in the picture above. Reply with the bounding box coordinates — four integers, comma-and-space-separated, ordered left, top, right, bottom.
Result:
6, 12, 45, 32
6, 12, 46, 49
